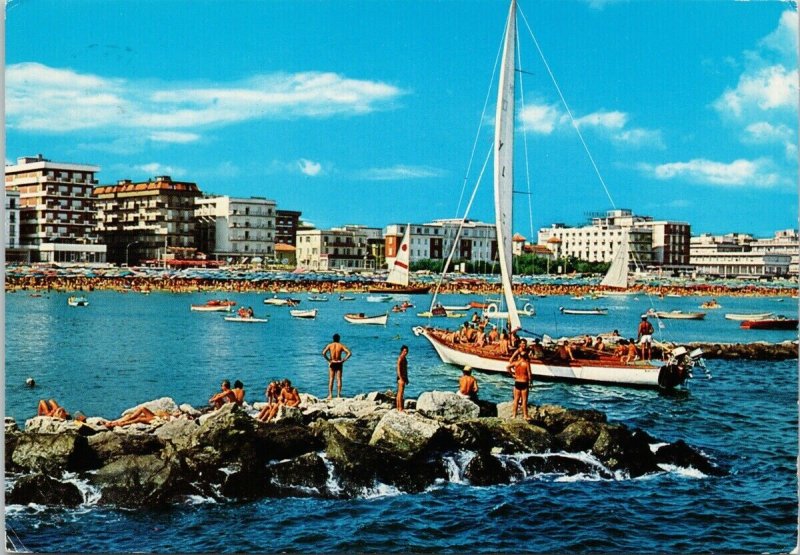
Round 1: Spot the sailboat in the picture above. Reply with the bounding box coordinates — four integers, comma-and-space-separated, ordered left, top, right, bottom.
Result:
413, 0, 701, 389
368, 224, 431, 294
598, 231, 635, 295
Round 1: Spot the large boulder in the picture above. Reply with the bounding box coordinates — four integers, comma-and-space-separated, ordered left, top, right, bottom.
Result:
655, 440, 726, 476
188, 403, 261, 463
303, 397, 391, 421
24, 416, 98, 436
251, 421, 323, 461
268, 453, 330, 494
87, 430, 163, 465
416, 391, 480, 423
12, 432, 98, 473
118, 397, 179, 417
7, 474, 84, 507
463, 451, 520, 486
91, 454, 196, 507
528, 404, 607, 434
448, 418, 552, 454
153, 418, 200, 450
556, 420, 603, 452
591, 424, 659, 477
369, 410, 451, 460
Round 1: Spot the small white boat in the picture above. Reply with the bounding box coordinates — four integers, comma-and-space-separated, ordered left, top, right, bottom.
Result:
338, 294, 356, 301
442, 304, 471, 311
67, 296, 89, 307
190, 300, 235, 312
344, 312, 388, 325
651, 310, 706, 320
724, 312, 774, 321
263, 296, 300, 306
290, 308, 318, 319
308, 295, 328, 302
224, 316, 269, 323
366, 294, 392, 303
559, 307, 608, 316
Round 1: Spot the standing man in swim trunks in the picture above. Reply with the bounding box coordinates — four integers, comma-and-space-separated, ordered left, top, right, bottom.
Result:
396, 345, 409, 412
506, 350, 532, 420
322, 333, 351, 399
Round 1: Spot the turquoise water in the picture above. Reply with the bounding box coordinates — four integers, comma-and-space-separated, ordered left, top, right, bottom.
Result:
5, 290, 798, 553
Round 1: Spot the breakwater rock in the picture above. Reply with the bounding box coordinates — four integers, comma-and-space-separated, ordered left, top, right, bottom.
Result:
658, 340, 798, 360
5, 392, 726, 508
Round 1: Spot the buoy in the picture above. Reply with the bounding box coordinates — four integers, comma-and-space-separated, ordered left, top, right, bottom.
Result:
25, 377, 35, 388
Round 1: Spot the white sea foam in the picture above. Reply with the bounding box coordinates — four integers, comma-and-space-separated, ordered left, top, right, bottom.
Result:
318, 454, 343, 496
359, 482, 404, 499
62, 471, 101, 506
657, 463, 707, 479
184, 494, 218, 505
649, 442, 669, 453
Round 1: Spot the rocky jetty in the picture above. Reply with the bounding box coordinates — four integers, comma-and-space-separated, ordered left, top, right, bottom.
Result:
650, 340, 797, 361
5, 392, 726, 508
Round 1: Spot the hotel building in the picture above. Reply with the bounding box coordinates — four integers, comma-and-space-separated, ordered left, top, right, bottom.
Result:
195, 196, 277, 264
295, 227, 370, 271
384, 220, 497, 268
690, 233, 793, 278
93, 175, 202, 265
4, 155, 106, 263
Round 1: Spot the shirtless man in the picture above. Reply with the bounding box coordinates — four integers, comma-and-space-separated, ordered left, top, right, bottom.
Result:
231, 380, 246, 406
209, 380, 236, 408
396, 345, 409, 412
458, 366, 479, 402
506, 350, 532, 420
322, 333, 351, 399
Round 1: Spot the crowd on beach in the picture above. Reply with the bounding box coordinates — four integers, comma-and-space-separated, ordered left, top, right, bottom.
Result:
6, 273, 796, 298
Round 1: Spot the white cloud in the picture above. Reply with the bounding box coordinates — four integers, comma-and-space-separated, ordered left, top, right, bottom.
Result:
611, 128, 665, 149
298, 159, 322, 177
149, 131, 201, 144
645, 157, 783, 188
571, 110, 627, 130
714, 65, 798, 117
6, 62, 405, 139
133, 163, 186, 177
520, 104, 560, 134
742, 121, 793, 144
356, 165, 445, 181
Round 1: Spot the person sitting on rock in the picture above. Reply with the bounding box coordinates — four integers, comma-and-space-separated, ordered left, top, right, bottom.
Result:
209, 380, 236, 408
37, 399, 70, 420
104, 406, 183, 428
458, 367, 479, 402
231, 380, 246, 406
259, 380, 301, 422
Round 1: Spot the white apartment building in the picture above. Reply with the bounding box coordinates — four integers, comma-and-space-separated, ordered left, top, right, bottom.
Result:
690, 233, 793, 278
5, 155, 107, 263
296, 227, 369, 271
536, 209, 691, 271
384, 220, 497, 267
751, 229, 799, 275
195, 196, 277, 263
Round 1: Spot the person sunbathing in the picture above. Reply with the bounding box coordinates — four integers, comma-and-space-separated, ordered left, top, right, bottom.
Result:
104, 406, 183, 428
37, 399, 71, 420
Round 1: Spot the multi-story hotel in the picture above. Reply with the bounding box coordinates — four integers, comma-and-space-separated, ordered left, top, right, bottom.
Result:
384, 219, 498, 268
4, 155, 106, 263
295, 227, 370, 271
195, 196, 277, 263
690, 233, 793, 278
275, 210, 302, 247
537, 209, 691, 272
5, 189, 20, 249
93, 175, 202, 265
751, 229, 799, 275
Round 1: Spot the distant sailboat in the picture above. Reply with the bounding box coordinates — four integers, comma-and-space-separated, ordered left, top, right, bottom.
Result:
599, 231, 634, 294
414, 0, 701, 389
369, 225, 431, 294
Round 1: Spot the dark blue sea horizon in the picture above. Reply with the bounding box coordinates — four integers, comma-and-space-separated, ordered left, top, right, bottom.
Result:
5, 290, 798, 553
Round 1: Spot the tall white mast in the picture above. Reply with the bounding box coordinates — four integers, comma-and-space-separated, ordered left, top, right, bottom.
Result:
494, 0, 521, 331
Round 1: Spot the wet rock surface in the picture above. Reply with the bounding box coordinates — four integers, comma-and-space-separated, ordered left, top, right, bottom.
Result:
4, 392, 727, 507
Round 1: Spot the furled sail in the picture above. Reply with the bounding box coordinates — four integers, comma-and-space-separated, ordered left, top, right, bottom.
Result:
493, 0, 521, 331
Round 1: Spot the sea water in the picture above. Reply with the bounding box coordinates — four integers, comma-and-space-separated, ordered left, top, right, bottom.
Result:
5, 290, 798, 553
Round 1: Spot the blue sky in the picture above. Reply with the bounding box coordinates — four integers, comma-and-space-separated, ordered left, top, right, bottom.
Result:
5, 0, 798, 238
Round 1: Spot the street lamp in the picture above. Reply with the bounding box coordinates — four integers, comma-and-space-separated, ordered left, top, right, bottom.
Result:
125, 241, 140, 267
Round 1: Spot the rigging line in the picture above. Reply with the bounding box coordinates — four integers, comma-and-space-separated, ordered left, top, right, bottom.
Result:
515, 21, 536, 245
517, 5, 617, 210
455, 22, 506, 220
430, 141, 494, 311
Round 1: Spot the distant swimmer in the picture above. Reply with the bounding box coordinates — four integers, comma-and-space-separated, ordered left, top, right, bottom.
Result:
322, 333, 351, 399
25, 377, 35, 388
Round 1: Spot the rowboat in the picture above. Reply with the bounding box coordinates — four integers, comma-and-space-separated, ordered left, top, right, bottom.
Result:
67, 296, 89, 307
344, 312, 388, 325
724, 312, 774, 321
740, 316, 798, 330
338, 295, 356, 301
190, 300, 235, 312
308, 295, 328, 302
224, 316, 269, 323
651, 310, 706, 320
366, 294, 392, 303
263, 296, 300, 306
559, 307, 608, 316
700, 300, 721, 309
290, 308, 318, 319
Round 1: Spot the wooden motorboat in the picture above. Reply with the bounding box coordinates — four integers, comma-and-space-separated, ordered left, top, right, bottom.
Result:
366, 294, 392, 303
344, 312, 389, 325
290, 308, 318, 319
724, 312, 774, 321
67, 296, 89, 307
224, 316, 269, 323
559, 307, 608, 316
263, 296, 301, 306
308, 295, 328, 302
740, 316, 798, 330
652, 310, 706, 320
191, 300, 235, 312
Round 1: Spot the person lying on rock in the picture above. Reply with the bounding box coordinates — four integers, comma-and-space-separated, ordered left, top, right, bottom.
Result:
37, 399, 84, 421
104, 406, 185, 428
209, 380, 237, 408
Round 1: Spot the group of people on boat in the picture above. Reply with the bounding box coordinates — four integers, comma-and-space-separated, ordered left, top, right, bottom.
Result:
236, 306, 255, 319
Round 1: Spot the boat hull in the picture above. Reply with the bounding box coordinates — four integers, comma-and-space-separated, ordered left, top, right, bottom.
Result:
190, 305, 232, 312
344, 313, 388, 325
740, 318, 798, 330
367, 286, 431, 294
724, 312, 774, 321
560, 307, 608, 316
414, 327, 666, 388
224, 317, 269, 323
290, 309, 318, 319
653, 311, 706, 320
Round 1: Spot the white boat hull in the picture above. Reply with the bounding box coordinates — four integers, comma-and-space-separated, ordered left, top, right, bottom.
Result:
224, 316, 269, 323
653, 311, 706, 320
560, 307, 608, 315
264, 298, 290, 306
414, 327, 663, 388
190, 304, 233, 312
290, 309, 318, 319
724, 312, 774, 321
344, 313, 388, 325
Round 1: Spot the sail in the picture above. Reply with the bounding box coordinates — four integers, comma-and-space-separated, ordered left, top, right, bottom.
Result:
600, 231, 630, 289
386, 224, 411, 286
493, 0, 521, 331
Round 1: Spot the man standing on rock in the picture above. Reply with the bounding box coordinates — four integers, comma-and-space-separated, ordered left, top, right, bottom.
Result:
506, 350, 532, 420
396, 345, 409, 412
322, 333, 351, 399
